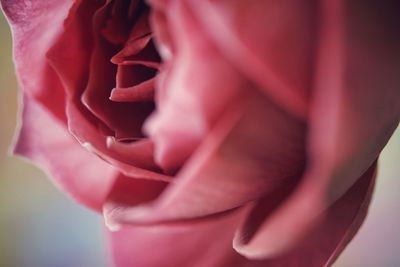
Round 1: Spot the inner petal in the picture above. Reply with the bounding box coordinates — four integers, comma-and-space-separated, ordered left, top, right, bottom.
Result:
82, 0, 161, 140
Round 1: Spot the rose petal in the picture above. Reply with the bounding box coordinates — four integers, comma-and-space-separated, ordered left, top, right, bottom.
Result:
81, 1, 154, 139
101, 0, 140, 45
104, 174, 168, 230
145, 0, 245, 173
1, 0, 73, 121
105, 88, 306, 225
106, 172, 377, 267
105, 137, 161, 171
110, 78, 155, 102
65, 102, 171, 182
228, 0, 400, 257
234, 161, 377, 263
13, 94, 117, 211
106, 208, 257, 267
105, 0, 307, 225
46, 1, 169, 181
1, 0, 119, 211
185, 0, 317, 119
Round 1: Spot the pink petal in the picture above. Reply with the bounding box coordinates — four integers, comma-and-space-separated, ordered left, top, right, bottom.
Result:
106, 163, 375, 267
1, 0, 118, 211
106, 209, 256, 267
185, 0, 317, 119
3, 0, 169, 211
46, 1, 168, 181
101, 0, 141, 45
234, 161, 377, 264
65, 102, 171, 181
80, 1, 154, 139
107, 0, 306, 226
1, 0, 73, 121
105, 89, 306, 225
13, 94, 117, 211
145, 0, 246, 173
110, 78, 155, 102
106, 174, 166, 206
228, 0, 400, 258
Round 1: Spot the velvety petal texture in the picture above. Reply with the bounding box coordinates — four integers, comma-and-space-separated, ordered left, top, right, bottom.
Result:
2, 0, 399, 266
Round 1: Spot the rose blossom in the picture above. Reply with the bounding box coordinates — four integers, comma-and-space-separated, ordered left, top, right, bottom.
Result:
1, 0, 399, 266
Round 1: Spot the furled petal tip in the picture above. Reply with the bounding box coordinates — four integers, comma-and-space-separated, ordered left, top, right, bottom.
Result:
104, 205, 123, 232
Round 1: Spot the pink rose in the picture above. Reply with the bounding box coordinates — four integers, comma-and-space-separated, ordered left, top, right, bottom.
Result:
2, 0, 399, 266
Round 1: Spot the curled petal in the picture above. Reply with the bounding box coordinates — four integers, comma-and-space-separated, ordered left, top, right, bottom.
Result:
105, 137, 160, 171
80, 1, 153, 139
233, 161, 377, 263
145, 0, 246, 173
110, 78, 155, 102
13, 95, 117, 211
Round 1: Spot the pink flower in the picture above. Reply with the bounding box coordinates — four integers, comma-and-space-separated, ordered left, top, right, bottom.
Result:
2, 0, 399, 266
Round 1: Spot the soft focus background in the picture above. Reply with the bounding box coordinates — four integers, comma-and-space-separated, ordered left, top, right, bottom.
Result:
1, 10, 399, 267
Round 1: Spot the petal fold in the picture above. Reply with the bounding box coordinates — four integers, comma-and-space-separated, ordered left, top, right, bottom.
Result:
13, 95, 117, 211
233, 162, 377, 265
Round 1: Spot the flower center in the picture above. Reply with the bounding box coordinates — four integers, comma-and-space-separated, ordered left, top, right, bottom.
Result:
102, 0, 161, 141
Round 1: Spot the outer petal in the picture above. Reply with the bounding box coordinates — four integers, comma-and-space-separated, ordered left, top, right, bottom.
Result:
228, 0, 400, 258
0, 0, 73, 121
106, 162, 374, 267
13, 94, 117, 211
1, 0, 121, 211
107, 208, 266, 267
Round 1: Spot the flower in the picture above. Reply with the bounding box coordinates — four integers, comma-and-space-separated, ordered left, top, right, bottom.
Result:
1, 0, 399, 266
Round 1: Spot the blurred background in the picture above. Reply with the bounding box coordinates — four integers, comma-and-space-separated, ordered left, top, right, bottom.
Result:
0, 9, 399, 267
